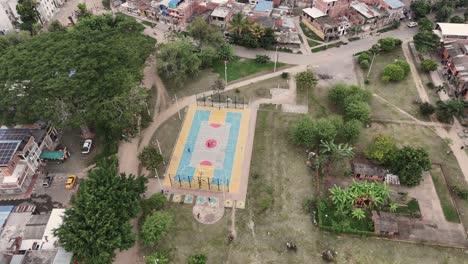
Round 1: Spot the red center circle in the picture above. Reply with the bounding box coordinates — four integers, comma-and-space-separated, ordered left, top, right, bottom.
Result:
205, 139, 217, 149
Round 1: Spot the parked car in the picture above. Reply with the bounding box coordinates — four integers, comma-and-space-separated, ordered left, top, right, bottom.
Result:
42, 176, 53, 188
407, 22, 418, 28
82, 139, 93, 154
65, 175, 77, 190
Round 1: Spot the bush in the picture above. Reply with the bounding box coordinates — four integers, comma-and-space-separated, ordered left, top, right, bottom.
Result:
382, 63, 405, 81
138, 146, 163, 170
255, 54, 270, 64
327, 83, 349, 105
378, 38, 397, 52
419, 102, 435, 116
450, 16, 464, 23
365, 134, 397, 165
188, 254, 207, 264
427, 82, 435, 89
421, 59, 438, 72
381, 75, 391, 83
140, 212, 172, 246
389, 146, 431, 186
344, 101, 371, 123
451, 185, 468, 200
394, 60, 410, 75
360, 60, 369, 69
341, 119, 362, 142
358, 52, 371, 63
146, 252, 169, 264
281, 72, 289, 79
141, 193, 167, 218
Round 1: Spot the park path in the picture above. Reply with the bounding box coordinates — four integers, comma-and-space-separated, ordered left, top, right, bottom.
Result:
402, 43, 468, 184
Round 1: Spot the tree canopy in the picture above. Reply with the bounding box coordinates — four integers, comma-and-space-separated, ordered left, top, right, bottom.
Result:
435, 100, 467, 123
140, 211, 172, 246
16, 0, 40, 33
410, 0, 431, 19
414, 31, 441, 54
421, 59, 438, 72
55, 157, 148, 264
139, 146, 164, 171
389, 146, 431, 186
364, 134, 397, 165
0, 14, 155, 139
295, 70, 318, 91
187, 17, 224, 47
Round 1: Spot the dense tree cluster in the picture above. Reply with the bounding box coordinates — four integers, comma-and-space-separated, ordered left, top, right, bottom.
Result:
228, 13, 277, 49
55, 157, 148, 264
295, 70, 319, 91
382, 60, 410, 82
328, 84, 372, 123
0, 14, 155, 140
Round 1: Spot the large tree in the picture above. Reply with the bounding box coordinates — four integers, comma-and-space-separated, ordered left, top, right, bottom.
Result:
140, 212, 172, 246
436, 6, 454, 22
55, 157, 148, 264
0, 14, 155, 138
16, 0, 40, 33
414, 31, 441, 54
229, 13, 250, 37
187, 16, 224, 47
389, 146, 431, 186
435, 100, 467, 123
156, 39, 201, 88
295, 70, 318, 91
410, 0, 431, 19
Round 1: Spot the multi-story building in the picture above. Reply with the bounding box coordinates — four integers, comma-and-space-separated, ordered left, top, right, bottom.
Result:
0, 126, 58, 195
0, 0, 20, 35
37, 0, 59, 23
301, 0, 405, 41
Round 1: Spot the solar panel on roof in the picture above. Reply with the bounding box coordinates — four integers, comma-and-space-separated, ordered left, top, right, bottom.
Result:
0, 140, 21, 166
0, 129, 32, 141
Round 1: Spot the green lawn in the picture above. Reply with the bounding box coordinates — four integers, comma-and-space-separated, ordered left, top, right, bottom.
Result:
364, 48, 422, 118
431, 166, 460, 223
307, 39, 321, 47
212, 59, 287, 82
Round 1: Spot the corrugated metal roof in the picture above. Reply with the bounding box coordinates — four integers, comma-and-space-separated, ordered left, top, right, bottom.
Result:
383, 0, 405, 9
254, 1, 273, 12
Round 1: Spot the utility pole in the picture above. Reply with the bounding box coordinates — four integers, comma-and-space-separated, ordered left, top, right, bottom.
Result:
274, 46, 278, 72
224, 60, 228, 88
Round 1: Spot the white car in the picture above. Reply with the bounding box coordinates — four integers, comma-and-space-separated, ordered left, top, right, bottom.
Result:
407, 22, 418, 28
81, 139, 93, 154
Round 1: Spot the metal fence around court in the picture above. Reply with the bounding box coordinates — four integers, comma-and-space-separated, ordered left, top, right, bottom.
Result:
167, 173, 230, 192
196, 93, 246, 109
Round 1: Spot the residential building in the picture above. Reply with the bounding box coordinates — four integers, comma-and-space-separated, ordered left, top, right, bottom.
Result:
440, 42, 468, 98
0, 126, 58, 195
435, 23, 468, 43
252, 0, 273, 17
210, 5, 232, 28
37, 0, 59, 23
0, 0, 20, 35
0, 206, 72, 264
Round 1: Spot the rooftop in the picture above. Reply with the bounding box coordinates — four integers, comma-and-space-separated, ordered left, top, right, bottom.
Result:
0, 205, 14, 233
383, 0, 405, 9
211, 6, 230, 18
351, 2, 380, 19
254, 0, 273, 12
0, 140, 21, 166
437, 23, 468, 37
302, 7, 326, 19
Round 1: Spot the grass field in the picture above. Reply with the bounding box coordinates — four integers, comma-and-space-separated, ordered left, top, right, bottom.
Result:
431, 166, 460, 223
364, 48, 422, 119
213, 59, 287, 82
166, 69, 219, 98
146, 110, 468, 263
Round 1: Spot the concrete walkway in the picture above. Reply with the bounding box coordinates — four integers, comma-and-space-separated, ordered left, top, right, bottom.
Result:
404, 43, 468, 184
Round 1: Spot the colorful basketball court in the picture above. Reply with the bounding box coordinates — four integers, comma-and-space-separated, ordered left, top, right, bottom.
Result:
164, 105, 250, 195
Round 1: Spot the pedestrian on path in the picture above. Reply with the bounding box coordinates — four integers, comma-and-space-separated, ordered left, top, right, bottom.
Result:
197, 213, 200, 218
188, 148, 191, 153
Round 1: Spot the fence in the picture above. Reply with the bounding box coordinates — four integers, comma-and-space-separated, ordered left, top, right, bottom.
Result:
167, 174, 230, 192
196, 93, 246, 109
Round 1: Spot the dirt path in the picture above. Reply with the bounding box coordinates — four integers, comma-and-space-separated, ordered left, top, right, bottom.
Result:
403, 42, 468, 184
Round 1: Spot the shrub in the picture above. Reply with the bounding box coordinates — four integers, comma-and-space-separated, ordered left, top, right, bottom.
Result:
394, 60, 410, 76
419, 102, 435, 117
255, 54, 270, 64
146, 252, 169, 264
381, 75, 391, 83
427, 82, 435, 89
451, 185, 468, 200
138, 146, 163, 170
382, 63, 405, 81
450, 16, 464, 23
140, 212, 172, 246
358, 52, 371, 63
281, 72, 289, 79
327, 83, 349, 105
378, 38, 397, 52
389, 146, 431, 186
365, 134, 397, 165
360, 60, 370, 69
188, 254, 207, 264
421, 59, 438, 72
344, 101, 371, 123
341, 119, 362, 142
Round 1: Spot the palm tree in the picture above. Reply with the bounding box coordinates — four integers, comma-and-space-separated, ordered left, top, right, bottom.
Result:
250, 23, 265, 40
389, 203, 398, 212
320, 140, 354, 174
351, 208, 366, 220
229, 13, 250, 37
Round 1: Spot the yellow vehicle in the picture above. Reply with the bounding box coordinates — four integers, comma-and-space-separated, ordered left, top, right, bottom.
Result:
65, 175, 77, 190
